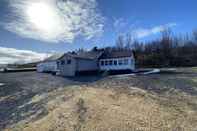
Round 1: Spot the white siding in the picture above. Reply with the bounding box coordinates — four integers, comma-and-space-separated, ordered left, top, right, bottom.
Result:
99, 57, 135, 71
37, 61, 58, 73
58, 55, 99, 76
58, 55, 76, 76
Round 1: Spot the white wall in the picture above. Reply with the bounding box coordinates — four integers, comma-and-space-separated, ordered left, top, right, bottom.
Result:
99, 57, 135, 71
37, 61, 58, 73
57, 55, 76, 76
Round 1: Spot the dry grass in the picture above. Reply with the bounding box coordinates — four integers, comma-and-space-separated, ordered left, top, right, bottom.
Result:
5, 85, 197, 131
2, 68, 197, 131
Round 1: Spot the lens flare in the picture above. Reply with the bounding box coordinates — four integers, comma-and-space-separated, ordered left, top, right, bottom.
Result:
26, 1, 63, 36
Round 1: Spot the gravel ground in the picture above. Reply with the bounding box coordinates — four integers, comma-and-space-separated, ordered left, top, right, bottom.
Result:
0, 72, 101, 129
1, 69, 197, 130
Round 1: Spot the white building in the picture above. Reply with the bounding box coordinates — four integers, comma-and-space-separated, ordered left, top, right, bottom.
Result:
37, 50, 135, 76
99, 51, 135, 71
57, 51, 103, 76
37, 54, 63, 73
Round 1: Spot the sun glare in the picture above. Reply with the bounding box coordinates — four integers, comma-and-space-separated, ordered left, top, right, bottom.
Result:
26, 2, 58, 33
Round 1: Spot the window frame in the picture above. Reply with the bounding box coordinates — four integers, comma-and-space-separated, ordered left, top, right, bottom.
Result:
57, 61, 60, 65
118, 59, 123, 65
67, 59, 72, 65
105, 60, 109, 66
114, 60, 117, 65
61, 60, 65, 65
123, 59, 129, 65
101, 61, 104, 66
109, 60, 113, 66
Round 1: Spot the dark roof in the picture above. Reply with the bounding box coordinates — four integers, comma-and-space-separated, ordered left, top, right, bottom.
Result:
44, 53, 64, 62
75, 51, 103, 59
100, 51, 134, 59
58, 50, 134, 60
60, 51, 103, 60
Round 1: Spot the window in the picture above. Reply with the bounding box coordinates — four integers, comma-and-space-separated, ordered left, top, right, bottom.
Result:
105, 60, 109, 65
130, 59, 133, 64
67, 59, 71, 64
61, 60, 65, 65
123, 59, 129, 65
109, 60, 113, 65
114, 60, 117, 65
101, 61, 104, 66
118, 59, 123, 65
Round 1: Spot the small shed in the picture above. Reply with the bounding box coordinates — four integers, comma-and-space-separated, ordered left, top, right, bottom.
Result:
57, 51, 103, 76
37, 54, 63, 73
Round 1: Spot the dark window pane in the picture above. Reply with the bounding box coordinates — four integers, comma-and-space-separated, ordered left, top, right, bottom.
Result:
67, 59, 71, 64
124, 59, 128, 65
118, 60, 123, 65
109, 60, 113, 65
101, 61, 104, 66
105, 61, 108, 65
114, 60, 117, 65
61, 60, 65, 65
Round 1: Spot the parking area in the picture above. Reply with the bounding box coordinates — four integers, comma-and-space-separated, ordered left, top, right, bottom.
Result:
0, 72, 102, 129
1, 68, 197, 130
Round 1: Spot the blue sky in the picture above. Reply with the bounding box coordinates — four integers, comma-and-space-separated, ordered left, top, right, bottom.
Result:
0, 0, 197, 64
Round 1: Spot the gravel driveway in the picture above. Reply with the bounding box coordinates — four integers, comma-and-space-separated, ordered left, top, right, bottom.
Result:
0, 72, 101, 129
1, 69, 197, 130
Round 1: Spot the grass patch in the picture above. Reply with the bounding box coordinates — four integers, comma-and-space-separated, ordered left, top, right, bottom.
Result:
5, 86, 197, 131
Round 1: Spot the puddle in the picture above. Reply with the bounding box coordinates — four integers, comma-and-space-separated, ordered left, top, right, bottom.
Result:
0, 83, 5, 86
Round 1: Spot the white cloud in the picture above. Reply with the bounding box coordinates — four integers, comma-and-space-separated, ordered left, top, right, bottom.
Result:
114, 18, 127, 29
0, 46, 49, 64
132, 23, 177, 38
3, 0, 104, 43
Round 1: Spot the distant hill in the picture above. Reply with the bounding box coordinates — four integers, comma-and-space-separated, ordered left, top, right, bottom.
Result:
0, 64, 7, 68
7, 62, 40, 69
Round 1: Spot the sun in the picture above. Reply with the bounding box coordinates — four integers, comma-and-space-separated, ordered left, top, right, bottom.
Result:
26, 1, 59, 33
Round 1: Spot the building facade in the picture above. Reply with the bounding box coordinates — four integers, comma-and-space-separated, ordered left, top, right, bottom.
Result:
99, 57, 135, 71
57, 52, 102, 76
37, 50, 135, 76
37, 54, 63, 73
99, 51, 135, 71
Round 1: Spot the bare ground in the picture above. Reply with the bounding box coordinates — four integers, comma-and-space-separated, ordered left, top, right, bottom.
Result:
1, 68, 197, 131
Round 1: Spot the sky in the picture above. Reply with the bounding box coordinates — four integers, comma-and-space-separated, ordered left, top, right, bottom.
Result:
0, 0, 197, 64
